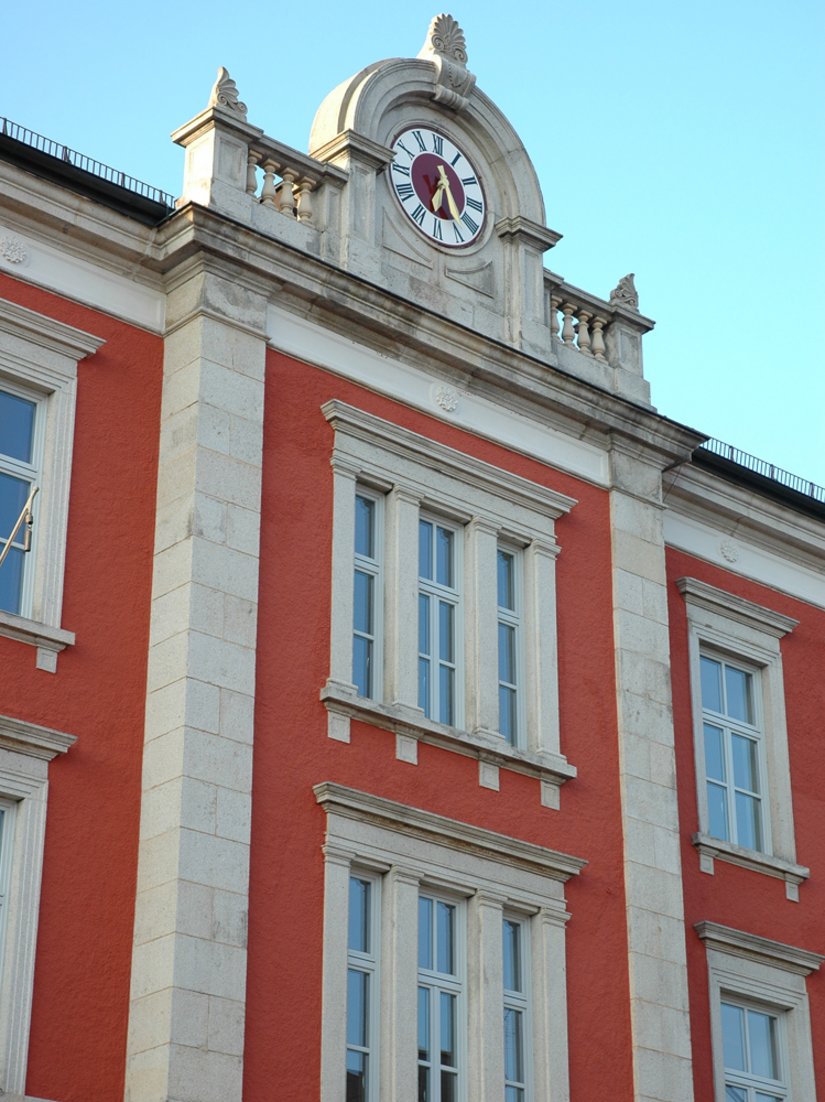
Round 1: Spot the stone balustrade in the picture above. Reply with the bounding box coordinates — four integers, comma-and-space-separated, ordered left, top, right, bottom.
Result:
244, 136, 344, 225
549, 290, 610, 362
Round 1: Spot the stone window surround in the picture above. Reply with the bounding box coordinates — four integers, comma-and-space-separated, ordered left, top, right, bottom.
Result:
696, 921, 822, 1102
321, 400, 577, 807
315, 781, 585, 1102
0, 713, 75, 1094
676, 577, 807, 900
0, 298, 104, 671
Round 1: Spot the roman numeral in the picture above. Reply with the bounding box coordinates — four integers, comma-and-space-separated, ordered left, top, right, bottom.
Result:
461, 175, 477, 187
411, 204, 426, 226
392, 162, 410, 177
452, 222, 465, 244
450, 152, 462, 167
395, 182, 414, 201
466, 197, 483, 213
432, 134, 444, 155
396, 140, 414, 159
413, 130, 426, 151
432, 218, 443, 241
461, 211, 479, 234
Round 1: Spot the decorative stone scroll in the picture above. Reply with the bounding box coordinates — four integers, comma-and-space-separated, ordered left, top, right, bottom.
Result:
208, 66, 248, 121
609, 273, 639, 311
417, 13, 476, 112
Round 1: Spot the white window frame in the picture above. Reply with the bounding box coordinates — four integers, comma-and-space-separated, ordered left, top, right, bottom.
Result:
417, 890, 466, 1102
316, 781, 585, 1102
496, 544, 524, 747
502, 912, 531, 1102
696, 921, 823, 1102
346, 871, 381, 1102
322, 401, 577, 806
0, 379, 45, 619
0, 299, 104, 670
353, 488, 384, 700
719, 996, 787, 1101
0, 712, 75, 1093
418, 513, 464, 728
677, 577, 807, 899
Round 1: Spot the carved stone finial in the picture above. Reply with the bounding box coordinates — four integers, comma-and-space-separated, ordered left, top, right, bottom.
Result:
417, 13, 476, 113
610, 273, 639, 311
208, 67, 248, 121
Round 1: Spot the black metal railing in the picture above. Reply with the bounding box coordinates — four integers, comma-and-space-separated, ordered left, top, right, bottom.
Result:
700, 438, 825, 504
0, 116, 175, 209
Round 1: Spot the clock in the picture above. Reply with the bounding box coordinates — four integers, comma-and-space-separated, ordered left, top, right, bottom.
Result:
389, 126, 486, 248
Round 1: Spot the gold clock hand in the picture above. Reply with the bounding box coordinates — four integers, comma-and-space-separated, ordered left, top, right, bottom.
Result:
431, 182, 445, 212
436, 163, 462, 222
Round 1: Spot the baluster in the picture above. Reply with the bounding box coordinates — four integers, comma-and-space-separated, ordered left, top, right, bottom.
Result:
576, 311, 592, 355
279, 169, 297, 217
591, 317, 607, 362
549, 295, 561, 340
261, 160, 279, 206
560, 302, 576, 346
246, 150, 261, 196
295, 180, 314, 223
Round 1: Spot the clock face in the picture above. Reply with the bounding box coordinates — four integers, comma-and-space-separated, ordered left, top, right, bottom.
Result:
389, 126, 486, 248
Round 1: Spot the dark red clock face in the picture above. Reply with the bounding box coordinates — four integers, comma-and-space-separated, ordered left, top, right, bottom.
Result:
390, 127, 485, 247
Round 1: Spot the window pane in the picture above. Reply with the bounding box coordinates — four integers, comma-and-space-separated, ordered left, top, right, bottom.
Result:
353, 636, 372, 697
354, 495, 375, 558
498, 622, 515, 683
754, 1094, 782, 1102
0, 390, 36, 464
440, 991, 456, 1066
419, 897, 433, 969
438, 665, 454, 725
440, 1070, 457, 1102
503, 920, 521, 992
722, 1003, 745, 1070
725, 665, 753, 724
707, 781, 730, 840
348, 878, 370, 952
346, 969, 368, 1046
436, 901, 454, 974
0, 545, 24, 615
497, 549, 514, 610
435, 525, 453, 587
747, 1009, 778, 1079
353, 571, 373, 634
438, 601, 454, 662
346, 1049, 367, 1102
735, 792, 763, 850
419, 594, 430, 656
504, 1007, 524, 1081
700, 655, 722, 712
0, 470, 30, 538
732, 734, 759, 792
419, 520, 433, 581
505, 1087, 525, 1102
703, 724, 726, 782
725, 1088, 747, 1102
418, 1065, 430, 1102
419, 657, 431, 716
499, 686, 516, 744
418, 985, 430, 1058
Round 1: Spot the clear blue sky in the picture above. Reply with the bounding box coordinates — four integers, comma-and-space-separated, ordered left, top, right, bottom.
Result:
5, 1, 824, 484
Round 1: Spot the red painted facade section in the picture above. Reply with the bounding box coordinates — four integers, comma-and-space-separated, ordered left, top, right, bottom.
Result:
0, 274, 162, 1102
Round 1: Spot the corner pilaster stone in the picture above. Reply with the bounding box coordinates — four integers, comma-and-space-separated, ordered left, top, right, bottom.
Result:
609, 456, 694, 1102
125, 266, 267, 1102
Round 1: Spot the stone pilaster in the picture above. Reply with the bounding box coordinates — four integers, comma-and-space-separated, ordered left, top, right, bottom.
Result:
124, 265, 267, 1102
609, 449, 694, 1102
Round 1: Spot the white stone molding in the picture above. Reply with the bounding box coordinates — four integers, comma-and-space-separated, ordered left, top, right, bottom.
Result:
677, 576, 802, 888
698, 921, 821, 1102
416, 13, 476, 112
0, 713, 75, 1094
0, 298, 104, 669
208, 67, 248, 120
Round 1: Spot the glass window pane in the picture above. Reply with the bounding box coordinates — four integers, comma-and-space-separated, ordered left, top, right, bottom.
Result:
346, 968, 368, 1046
440, 1070, 457, 1102
435, 526, 453, 587
732, 734, 759, 792
747, 1009, 778, 1079
438, 665, 454, 725
418, 985, 430, 1059
419, 594, 430, 655
504, 1007, 524, 1081
505, 1087, 525, 1102
346, 1049, 367, 1102
440, 991, 456, 1066
419, 657, 430, 716
419, 520, 433, 581
348, 878, 370, 952
498, 622, 515, 683
353, 571, 373, 634
497, 549, 514, 610
703, 724, 725, 781
436, 901, 454, 974
707, 781, 730, 840
0, 545, 24, 615
418, 1065, 430, 1102
438, 601, 454, 662
503, 920, 521, 992
754, 1094, 782, 1102
735, 792, 763, 850
353, 636, 372, 698
0, 471, 30, 537
725, 665, 753, 724
0, 390, 36, 464
725, 1088, 747, 1102
354, 495, 375, 558
419, 897, 433, 969
722, 1003, 745, 1070
499, 686, 516, 744
701, 656, 722, 712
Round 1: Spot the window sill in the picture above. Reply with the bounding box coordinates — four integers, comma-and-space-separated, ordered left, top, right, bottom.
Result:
321, 680, 576, 808
692, 833, 810, 902
0, 609, 75, 672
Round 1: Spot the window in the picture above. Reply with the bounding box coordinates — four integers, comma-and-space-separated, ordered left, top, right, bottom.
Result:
677, 578, 807, 899
0, 298, 103, 669
323, 401, 577, 804
696, 922, 822, 1102
316, 782, 585, 1102
418, 517, 462, 726
721, 1001, 785, 1101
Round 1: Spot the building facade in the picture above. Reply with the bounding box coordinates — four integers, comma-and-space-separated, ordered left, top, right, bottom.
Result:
0, 15, 823, 1102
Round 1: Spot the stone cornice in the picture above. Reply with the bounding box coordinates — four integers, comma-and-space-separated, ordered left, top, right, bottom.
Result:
0, 712, 76, 761
0, 298, 104, 361
695, 921, 824, 976
676, 577, 799, 637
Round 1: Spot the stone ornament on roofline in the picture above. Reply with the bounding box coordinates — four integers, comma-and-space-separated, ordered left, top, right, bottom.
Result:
417, 13, 476, 113
609, 273, 640, 312
209, 66, 248, 121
